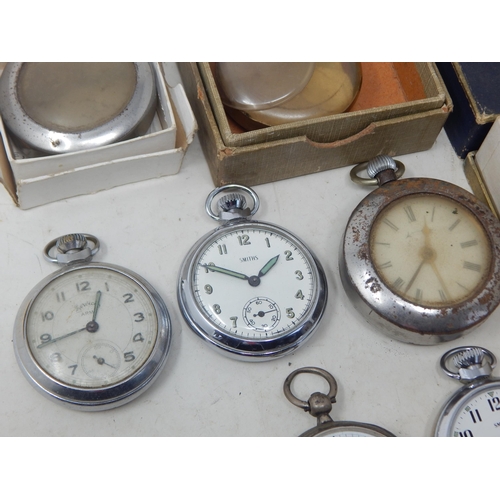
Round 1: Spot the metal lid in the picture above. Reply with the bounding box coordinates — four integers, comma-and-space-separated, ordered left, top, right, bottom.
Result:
0, 62, 157, 155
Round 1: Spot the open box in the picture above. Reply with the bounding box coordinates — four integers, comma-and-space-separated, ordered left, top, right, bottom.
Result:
178, 62, 452, 187
0, 62, 197, 209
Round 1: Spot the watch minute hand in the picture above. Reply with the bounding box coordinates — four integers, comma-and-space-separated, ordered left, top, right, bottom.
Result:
37, 326, 88, 349
258, 255, 280, 277
201, 264, 249, 280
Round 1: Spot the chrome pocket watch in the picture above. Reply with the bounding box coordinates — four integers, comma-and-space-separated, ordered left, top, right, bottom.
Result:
13, 233, 172, 410
435, 346, 500, 437
284, 367, 395, 436
340, 155, 500, 345
177, 184, 328, 361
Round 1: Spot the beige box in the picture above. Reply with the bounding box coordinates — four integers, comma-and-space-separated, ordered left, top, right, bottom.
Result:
179, 62, 452, 187
0, 62, 197, 209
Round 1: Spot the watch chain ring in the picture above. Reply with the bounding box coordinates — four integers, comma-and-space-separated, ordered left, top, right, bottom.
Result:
205, 184, 260, 220
350, 159, 405, 186
44, 233, 100, 264
283, 366, 338, 410
440, 346, 497, 380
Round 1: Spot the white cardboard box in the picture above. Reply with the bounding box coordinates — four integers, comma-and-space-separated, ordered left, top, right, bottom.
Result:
0, 62, 197, 209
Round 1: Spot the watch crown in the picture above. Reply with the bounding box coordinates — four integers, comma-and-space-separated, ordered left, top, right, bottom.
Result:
218, 193, 248, 212
367, 155, 398, 179
453, 347, 485, 369
56, 233, 88, 254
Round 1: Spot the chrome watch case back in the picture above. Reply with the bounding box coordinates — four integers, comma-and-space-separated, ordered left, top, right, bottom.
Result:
340, 155, 500, 345
435, 346, 500, 437
13, 234, 172, 411
284, 367, 395, 437
177, 185, 328, 361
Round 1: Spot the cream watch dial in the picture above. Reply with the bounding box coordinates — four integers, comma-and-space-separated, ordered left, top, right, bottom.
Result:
26, 267, 158, 388
193, 225, 316, 339
370, 193, 492, 307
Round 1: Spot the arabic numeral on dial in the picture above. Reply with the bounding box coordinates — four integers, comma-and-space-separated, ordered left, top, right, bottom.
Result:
124, 352, 135, 362
458, 430, 474, 437
213, 304, 222, 314
133, 333, 144, 343
295, 270, 303, 280
265, 237, 271, 248
469, 409, 482, 424
218, 244, 227, 255
488, 397, 500, 411
41, 311, 54, 321
76, 281, 90, 292
68, 364, 78, 375
230, 316, 238, 328
123, 293, 134, 303
40, 333, 52, 344
238, 235, 251, 245
205, 262, 215, 273
284, 250, 293, 261
134, 313, 145, 322
286, 308, 295, 318
50, 352, 62, 362
56, 292, 66, 302
205, 284, 213, 294
295, 290, 304, 300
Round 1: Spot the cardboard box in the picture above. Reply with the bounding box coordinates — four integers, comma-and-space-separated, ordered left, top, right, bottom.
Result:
0, 62, 197, 209
436, 62, 500, 158
178, 62, 451, 187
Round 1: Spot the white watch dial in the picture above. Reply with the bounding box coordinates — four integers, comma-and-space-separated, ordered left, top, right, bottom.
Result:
26, 267, 158, 388
193, 226, 316, 339
449, 388, 500, 437
370, 193, 492, 307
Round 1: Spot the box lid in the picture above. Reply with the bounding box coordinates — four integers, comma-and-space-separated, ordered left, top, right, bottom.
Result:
437, 62, 500, 158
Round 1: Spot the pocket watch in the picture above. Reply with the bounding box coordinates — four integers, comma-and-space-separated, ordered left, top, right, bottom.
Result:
435, 346, 500, 437
177, 184, 328, 361
283, 366, 395, 436
13, 233, 172, 411
340, 155, 500, 345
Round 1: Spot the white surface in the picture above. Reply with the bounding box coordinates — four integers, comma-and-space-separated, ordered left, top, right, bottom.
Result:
1, 128, 499, 437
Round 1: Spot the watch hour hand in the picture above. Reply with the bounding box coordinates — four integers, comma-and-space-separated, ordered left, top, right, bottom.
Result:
258, 255, 280, 277
201, 264, 249, 281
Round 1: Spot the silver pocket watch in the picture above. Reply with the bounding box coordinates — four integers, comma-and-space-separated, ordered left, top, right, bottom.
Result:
284, 366, 395, 436
177, 184, 328, 361
435, 346, 500, 437
13, 233, 172, 410
340, 155, 500, 345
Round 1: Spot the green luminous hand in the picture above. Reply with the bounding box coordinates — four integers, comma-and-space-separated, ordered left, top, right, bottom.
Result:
201, 264, 249, 280
92, 290, 102, 321
258, 255, 280, 277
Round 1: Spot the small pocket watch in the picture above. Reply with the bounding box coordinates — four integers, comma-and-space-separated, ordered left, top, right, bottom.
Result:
13, 233, 172, 411
340, 155, 500, 345
435, 346, 500, 437
284, 366, 395, 436
177, 184, 328, 361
